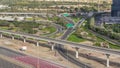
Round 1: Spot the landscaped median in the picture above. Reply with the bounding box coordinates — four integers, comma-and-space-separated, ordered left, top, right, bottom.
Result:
71, 16, 83, 23
67, 33, 86, 43
0, 20, 57, 36
67, 16, 120, 49
81, 17, 120, 50
43, 26, 56, 34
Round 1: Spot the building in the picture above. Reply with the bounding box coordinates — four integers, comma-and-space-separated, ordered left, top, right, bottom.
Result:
0, 5, 9, 9
36, 0, 112, 3
111, 0, 120, 17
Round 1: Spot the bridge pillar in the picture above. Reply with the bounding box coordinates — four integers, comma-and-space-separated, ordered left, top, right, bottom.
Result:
0, 34, 2, 38
48, 42, 55, 51
36, 41, 39, 46
12, 36, 14, 40
106, 54, 110, 68
51, 43, 55, 51
75, 47, 79, 58
23, 38, 26, 43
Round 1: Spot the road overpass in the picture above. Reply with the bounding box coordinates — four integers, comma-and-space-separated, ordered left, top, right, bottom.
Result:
0, 27, 118, 68
0, 30, 120, 57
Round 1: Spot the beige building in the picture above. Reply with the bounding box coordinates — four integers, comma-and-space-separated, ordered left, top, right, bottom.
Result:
36, 0, 112, 3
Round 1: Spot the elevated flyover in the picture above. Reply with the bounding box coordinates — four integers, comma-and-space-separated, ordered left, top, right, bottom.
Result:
0, 30, 120, 57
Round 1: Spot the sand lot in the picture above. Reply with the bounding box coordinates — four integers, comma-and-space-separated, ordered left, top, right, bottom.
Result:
0, 38, 120, 68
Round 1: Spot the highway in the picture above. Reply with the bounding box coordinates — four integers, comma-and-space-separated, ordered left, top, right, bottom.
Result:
73, 18, 85, 29
57, 16, 92, 68
0, 46, 65, 68
89, 30, 120, 45
56, 16, 91, 68
0, 47, 31, 68
0, 12, 120, 67
60, 27, 73, 40
1, 29, 120, 56
0, 58, 22, 68
0, 15, 63, 37
44, 22, 64, 37
0, 47, 25, 57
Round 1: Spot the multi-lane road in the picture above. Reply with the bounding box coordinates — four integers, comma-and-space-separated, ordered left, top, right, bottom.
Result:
90, 30, 120, 45
0, 46, 65, 68
0, 15, 64, 37
0, 58, 22, 68
0, 47, 30, 68
45, 22, 64, 37
0, 12, 119, 57
57, 16, 92, 68
1, 29, 120, 56
0, 12, 120, 68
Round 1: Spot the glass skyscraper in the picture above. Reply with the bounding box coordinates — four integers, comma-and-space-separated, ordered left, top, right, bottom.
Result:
111, 0, 120, 17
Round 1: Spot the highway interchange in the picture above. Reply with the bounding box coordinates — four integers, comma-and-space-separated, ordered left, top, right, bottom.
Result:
1, 27, 120, 56
57, 15, 92, 68
0, 12, 120, 68
0, 12, 91, 68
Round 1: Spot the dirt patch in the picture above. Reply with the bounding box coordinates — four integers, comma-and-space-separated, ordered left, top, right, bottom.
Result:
0, 38, 79, 68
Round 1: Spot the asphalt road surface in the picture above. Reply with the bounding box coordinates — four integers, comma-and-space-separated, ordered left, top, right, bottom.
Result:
0, 46, 65, 68
1, 29, 120, 56
0, 47, 25, 57
0, 58, 22, 68
60, 27, 73, 39
0, 47, 26, 68
57, 16, 92, 68
57, 27, 92, 68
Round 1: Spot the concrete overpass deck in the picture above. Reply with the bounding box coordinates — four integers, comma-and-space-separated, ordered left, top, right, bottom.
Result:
0, 30, 120, 57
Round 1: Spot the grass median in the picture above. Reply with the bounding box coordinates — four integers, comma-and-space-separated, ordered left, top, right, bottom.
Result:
67, 34, 85, 42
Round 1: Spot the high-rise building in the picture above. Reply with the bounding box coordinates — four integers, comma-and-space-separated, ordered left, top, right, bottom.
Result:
111, 0, 120, 17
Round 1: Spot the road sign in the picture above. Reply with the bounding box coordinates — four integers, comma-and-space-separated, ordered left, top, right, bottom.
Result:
66, 23, 74, 28
63, 13, 69, 17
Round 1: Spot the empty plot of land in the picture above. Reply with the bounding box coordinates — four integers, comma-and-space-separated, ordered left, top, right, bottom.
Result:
0, 46, 66, 68
0, 38, 79, 68
14, 56, 65, 68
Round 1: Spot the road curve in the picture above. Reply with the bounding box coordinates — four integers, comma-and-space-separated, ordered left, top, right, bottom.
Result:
0, 30, 120, 56
44, 22, 64, 37
57, 17, 92, 68
58, 28, 92, 68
